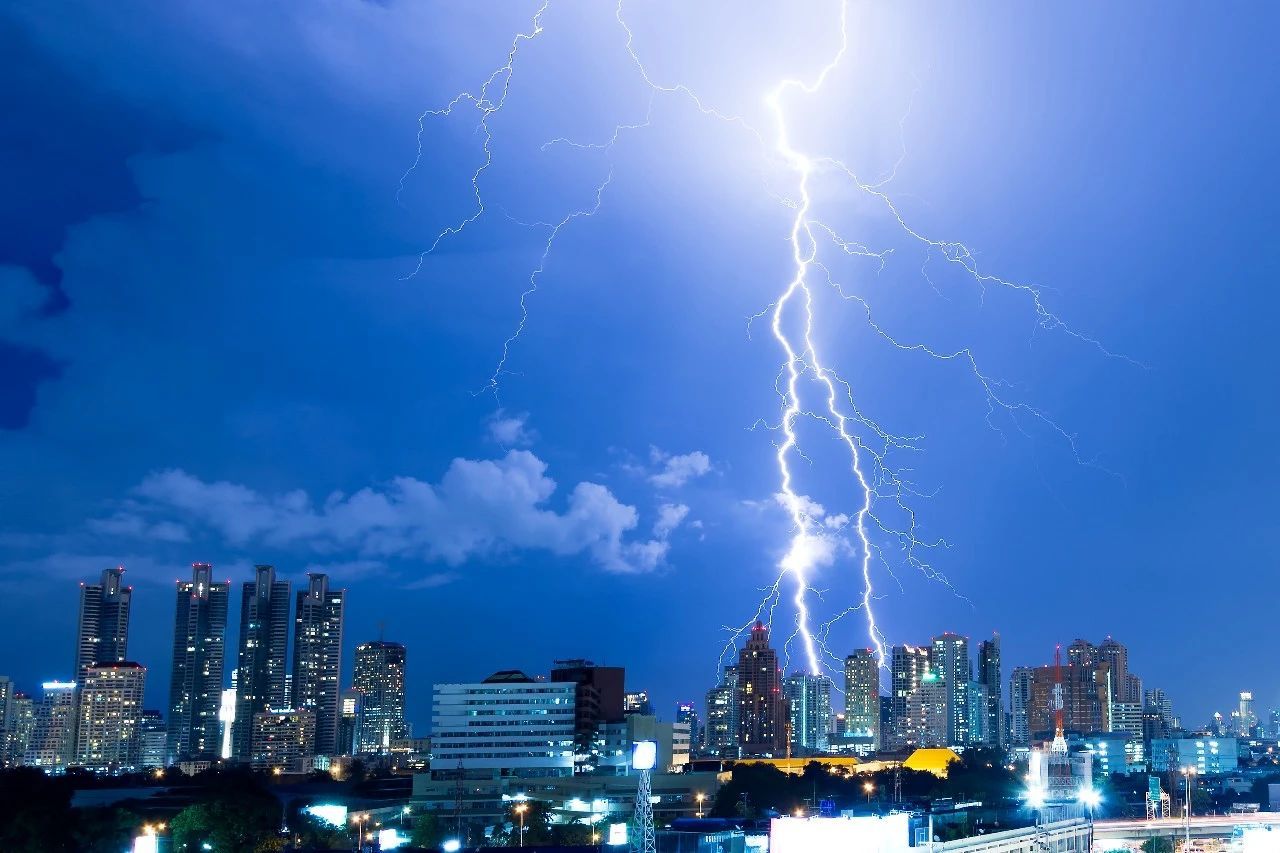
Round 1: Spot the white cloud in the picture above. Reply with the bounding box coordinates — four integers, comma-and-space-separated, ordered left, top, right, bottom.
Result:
101, 450, 680, 574
647, 447, 712, 489
486, 410, 535, 447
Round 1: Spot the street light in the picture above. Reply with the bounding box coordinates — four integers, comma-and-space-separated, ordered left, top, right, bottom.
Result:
402, 805, 412, 827
695, 792, 706, 819
1182, 767, 1197, 848
514, 803, 528, 848
1078, 787, 1101, 821
863, 781, 875, 805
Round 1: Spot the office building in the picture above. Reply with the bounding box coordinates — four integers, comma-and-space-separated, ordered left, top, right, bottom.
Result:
139, 710, 166, 769
0, 676, 12, 765
167, 563, 229, 763
1010, 667, 1033, 746
704, 665, 738, 757
1110, 701, 1143, 740
890, 644, 932, 749
737, 621, 788, 757
931, 633, 973, 747
232, 565, 290, 760
251, 708, 316, 773
977, 635, 1002, 749
1098, 637, 1142, 705
1150, 737, 1239, 775
432, 671, 575, 778
25, 681, 77, 772
550, 659, 625, 765
844, 649, 880, 751
675, 700, 701, 755
352, 640, 407, 755
75, 662, 146, 773
783, 672, 833, 755
75, 567, 132, 682
291, 573, 344, 755
624, 690, 652, 716
966, 682, 988, 746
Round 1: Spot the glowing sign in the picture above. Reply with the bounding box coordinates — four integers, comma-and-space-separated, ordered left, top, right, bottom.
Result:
607, 823, 628, 845
632, 741, 657, 771
770, 814, 911, 853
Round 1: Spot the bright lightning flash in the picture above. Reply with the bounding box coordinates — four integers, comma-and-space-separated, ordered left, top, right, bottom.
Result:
400, 0, 1125, 684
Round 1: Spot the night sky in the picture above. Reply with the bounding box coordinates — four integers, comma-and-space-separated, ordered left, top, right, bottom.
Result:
2, 1, 1277, 734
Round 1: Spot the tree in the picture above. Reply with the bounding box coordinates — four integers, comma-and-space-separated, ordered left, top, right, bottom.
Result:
169, 774, 281, 853
411, 812, 450, 849
1141, 838, 1174, 853
0, 767, 78, 852
551, 821, 596, 846
70, 807, 140, 853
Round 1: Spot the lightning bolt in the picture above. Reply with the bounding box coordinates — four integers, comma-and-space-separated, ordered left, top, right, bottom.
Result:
403, 1, 1129, 687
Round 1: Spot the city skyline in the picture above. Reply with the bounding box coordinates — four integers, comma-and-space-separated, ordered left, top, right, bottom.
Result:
2, 1, 1278, 738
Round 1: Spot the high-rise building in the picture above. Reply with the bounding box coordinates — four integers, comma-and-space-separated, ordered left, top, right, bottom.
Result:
1027, 663, 1108, 738
75, 567, 132, 682
432, 670, 576, 777
890, 645, 932, 749
966, 682, 988, 746
704, 665, 739, 757
139, 711, 167, 769
25, 681, 77, 772
1098, 637, 1141, 704
291, 573, 344, 755
76, 662, 146, 773
737, 622, 788, 757
550, 660, 625, 766
784, 673, 833, 755
1144, 689, 1176, 732
167, 563, 229, 763
232, 565, 290, 760
338, 689, 359, 756
352, 641, 407, 755
7, 692, 35, 766
675, 701, 701, 755
904, 671, 949, 749
977, 635, 1003, 749
0, 676, 12, 766
1110, 702, 1143, 740
931, 633, 973, 747
844, 649, 880, 750
251, 708, 316, 773
1010, 667, 1034, 747
624, 691, 653, 716
1238, 692, 1255, 737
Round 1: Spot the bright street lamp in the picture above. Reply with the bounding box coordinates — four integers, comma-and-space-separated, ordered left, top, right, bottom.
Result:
695, 793, 706, 819
515, 803, 528, 848
863, 781, 875, 804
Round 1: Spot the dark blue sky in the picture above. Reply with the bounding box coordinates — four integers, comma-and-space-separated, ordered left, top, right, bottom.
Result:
1, 1, 1276, 734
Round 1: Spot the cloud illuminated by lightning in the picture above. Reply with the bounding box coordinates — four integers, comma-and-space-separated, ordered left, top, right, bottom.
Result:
401, 0, 1127, 685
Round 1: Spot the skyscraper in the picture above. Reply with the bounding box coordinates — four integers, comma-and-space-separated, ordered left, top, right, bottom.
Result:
291, 573, 345, 755
904, 671, 949, 748
75, 567, 132, 682
1009, 667, 1034, 747
167, 563, 229, 763
1238, 692, 1255, 737
76, 662, 146, 773
338, 689, 359, 756
736, 622, 787, 757
352, 640, 407, 755
232, 565, 291, 761
977, 635, 1003, 749
783, 672, 832, 755
844, 649, 880, 750
139, 710, 167, 769
931, 633, 973, 747
1098, 637, 1141, 704
890, 645, 932, 749
703, 665, 738, 757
